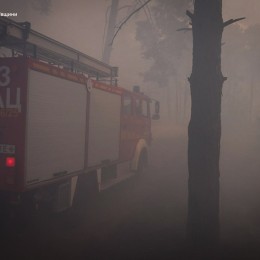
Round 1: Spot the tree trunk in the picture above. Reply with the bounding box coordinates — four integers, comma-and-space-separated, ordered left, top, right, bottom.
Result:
249, 78, 254, 124
187, 0, 224, 248
102, 0, 119, 64
166, 84, 172, 120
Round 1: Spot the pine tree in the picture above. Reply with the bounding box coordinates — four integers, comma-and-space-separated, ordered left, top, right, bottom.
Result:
187, 0, 244, 248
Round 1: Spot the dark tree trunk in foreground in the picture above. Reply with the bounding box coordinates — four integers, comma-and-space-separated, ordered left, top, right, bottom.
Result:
187, 0, 224, 247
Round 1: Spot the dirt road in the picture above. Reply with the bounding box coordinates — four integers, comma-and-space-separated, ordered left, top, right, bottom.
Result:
2, 122, 260, 259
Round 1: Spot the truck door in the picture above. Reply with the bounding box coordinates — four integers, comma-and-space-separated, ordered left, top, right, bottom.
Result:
120, 93, 134, 161
133, 97, 151, 144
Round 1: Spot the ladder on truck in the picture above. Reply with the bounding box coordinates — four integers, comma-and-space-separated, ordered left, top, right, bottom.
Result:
0, 17, 118, 84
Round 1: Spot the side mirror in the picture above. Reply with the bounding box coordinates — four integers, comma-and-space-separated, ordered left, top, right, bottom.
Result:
152, 101, 160, 120
155, 101, 160, 114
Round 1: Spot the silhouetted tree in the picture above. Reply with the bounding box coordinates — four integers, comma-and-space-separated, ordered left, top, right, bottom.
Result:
102, 0, 119, 63
187, 0, 224, 248
136, 0, 192, 121
221, 24, 260, 125
187, 0, 244, 248
103, 0, 152, 64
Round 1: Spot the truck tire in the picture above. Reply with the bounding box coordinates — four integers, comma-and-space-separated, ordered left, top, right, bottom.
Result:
137, 149, 148, 175
73, 171, 98, 211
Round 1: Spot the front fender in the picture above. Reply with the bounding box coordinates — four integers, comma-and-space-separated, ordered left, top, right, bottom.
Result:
131, 139, 148, 171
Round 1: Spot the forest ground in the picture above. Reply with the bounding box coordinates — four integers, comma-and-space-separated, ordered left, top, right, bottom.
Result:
1, 120, 260, 259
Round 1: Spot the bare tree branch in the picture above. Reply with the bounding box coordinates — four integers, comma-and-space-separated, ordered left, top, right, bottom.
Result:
110, 0, 152, 45
177, 28, 192, 32
186, 10, 194, 20
223, 17, 246, 27
118, 5, 132, 11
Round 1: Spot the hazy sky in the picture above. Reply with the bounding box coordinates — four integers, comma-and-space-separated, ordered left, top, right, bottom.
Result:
1, 0, 146, 88
1, 0, 260, 89
223, 0, 260, 27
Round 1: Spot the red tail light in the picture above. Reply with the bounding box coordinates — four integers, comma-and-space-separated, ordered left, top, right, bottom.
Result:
6, 157, 16, 168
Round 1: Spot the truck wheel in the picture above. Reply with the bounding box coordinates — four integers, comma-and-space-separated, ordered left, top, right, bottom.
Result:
137, 149, 148, 175
73, 171, 98, 211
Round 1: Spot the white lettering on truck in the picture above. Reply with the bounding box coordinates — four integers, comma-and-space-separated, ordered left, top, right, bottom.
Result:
6, 88, 21, 112
0, 65, 21, 113
0, 66, 11, 86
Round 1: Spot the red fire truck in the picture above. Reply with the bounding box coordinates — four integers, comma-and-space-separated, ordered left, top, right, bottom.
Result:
0, 18, 159, 212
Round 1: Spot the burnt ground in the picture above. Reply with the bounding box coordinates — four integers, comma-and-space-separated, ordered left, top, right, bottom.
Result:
1, 121, 260, 260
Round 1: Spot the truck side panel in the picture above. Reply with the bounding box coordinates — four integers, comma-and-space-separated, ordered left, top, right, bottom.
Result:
25, 69, 87, 186
88, 87, 121, 167
0, 57, 27, 192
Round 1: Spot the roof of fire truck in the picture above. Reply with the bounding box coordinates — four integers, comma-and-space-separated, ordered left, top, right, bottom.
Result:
0, 17, 152, 102
0, 17, 118, 82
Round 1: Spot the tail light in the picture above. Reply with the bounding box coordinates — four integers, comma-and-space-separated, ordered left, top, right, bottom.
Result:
5, 157, 16, 168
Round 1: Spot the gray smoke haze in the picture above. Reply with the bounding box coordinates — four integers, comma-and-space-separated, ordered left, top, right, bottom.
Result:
1, 0, 260, 251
